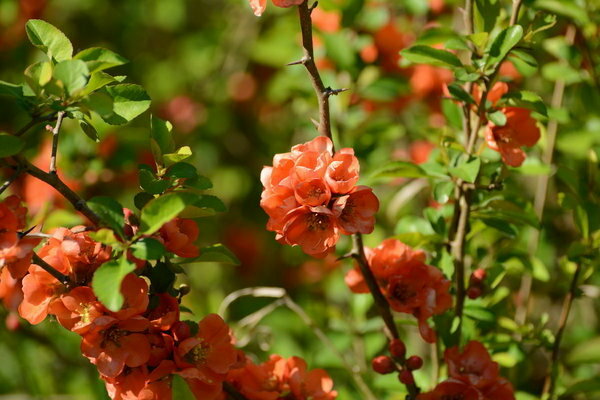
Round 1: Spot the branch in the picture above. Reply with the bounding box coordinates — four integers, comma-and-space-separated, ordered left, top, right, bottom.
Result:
0, 167, 22, 195
351, 233, 420, 399
297, 0, 334, 147
17, 158, 101, 225
31, 253, 71, 286
541, 262, 583, 398
13, 114, 57, 137
49, 111, 66, 174
509, 0, 524, 26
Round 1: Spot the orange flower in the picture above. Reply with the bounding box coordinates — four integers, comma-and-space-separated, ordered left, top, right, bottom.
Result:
419, 341, 515, 400
325, 149, 359, 194
311, 8, 341, 33
409, 140, 435, 165
146, 293, 180, 331
485, 107, 540, 167
260, 136, 378, 257
104, 360, 175, 400
159, 218, 200, 258
81, 315, 151, 378
0, 195, 40, 279
0, 266, 23, 311
175, 314, 237, 394
280, 206, 339, 258
19, 264, 66, 324
344, 239, 450, 343
249, 0, 303, 16
227, 354, 337, 400
332, 186, 379, 235
410, 64, 453, 99
48, 286, 104, 334
110, 273, 149, 320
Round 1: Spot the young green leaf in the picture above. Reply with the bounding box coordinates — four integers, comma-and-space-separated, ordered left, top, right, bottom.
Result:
53, 59, 90, 96
488, 110, 507, 126
449, 156, 481, 183
140, 192, 198, 235
25, 19, 73, 62
486, 25, 524, 68
80, 120, 99, 142
447, 83, 476, 105
401, 45, 462, 68
130, 238, 166, 260
150, 116, 176, 162
102, 84, 151, 125
92, 256, 136, 312
87, 196, 125, 238
74, 47, 128, 74
177, 244, 240, 265
369, 161, 428, 181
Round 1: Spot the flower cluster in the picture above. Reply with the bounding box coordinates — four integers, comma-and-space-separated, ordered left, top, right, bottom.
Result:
479, 82, 541, 167
345, 238, 452, 342
260, 136, 379, 257
419, 341, 515, 400
0, 197, 337, 399
226, 354, 338, 400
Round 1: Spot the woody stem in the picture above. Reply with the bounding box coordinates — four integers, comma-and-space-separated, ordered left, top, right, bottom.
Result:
49, 111, 65, 174
31, 253, 71, 286
0, 167, 21, 195
297, 0, 335, 149
351, 233, 420, 399
541, 262, 582, 398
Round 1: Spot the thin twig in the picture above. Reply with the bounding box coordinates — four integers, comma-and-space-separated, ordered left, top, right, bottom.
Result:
49, 111, 65, 174
509, 0, 524, 26
464, 0, 474, 36
17, 157, 101, 225
13, 114, 57, 137
0, 168, 21, 195
31, 253, 71, 286
541, 262, 583, 398
351, 233, 420, 399
297, 0, 334, 147
514, 25, 577, 329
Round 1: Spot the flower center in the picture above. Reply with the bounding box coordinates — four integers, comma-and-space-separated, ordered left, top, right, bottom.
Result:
104, 328, 127, 346
390, 282, 416, 304
441, 395, 464, 400
186, 342, 210, 365
306, 213, 330, 232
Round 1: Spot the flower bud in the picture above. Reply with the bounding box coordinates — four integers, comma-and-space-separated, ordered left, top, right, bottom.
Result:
372, 355, 395, 374
467, 286, 483, 299
398, 369, 414, 385
389, 339, 406, 359
406, 355, 423, 371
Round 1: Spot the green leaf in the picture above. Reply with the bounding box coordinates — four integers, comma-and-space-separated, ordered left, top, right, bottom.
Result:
464, 304, 495, 322
74, 47, 128, 74
0, 134, 25, 157
80, 120, 99, 142
140, 192, 198, 235
401, 45, 463, 68
177, 244, 240, 265
24, 61, 53, 92
194, 195, 226, 212
369, 161, 428, 181
87, 196, 125, 238
166, 162, 198, 179
433, 181, 454, 204
82, 71, 117, 96
534, 0, 589, 25
88, 228, 121, 247
53, 59, 90, 96
449, 156, 481, 183
0, 81, 26, 98
150, 115, 175, 164
447, 83, 475, 105
102, 84, 151, 125
563, 378, 600, 396
488, 110, 507, 126
92, 256, 136, 312
486, 25, 523, 67
139, 169, 172, 195
184, 175, 213, 190
134, 192, 154, 210
472, 199, 540, 228
503, 90, 548, 116
147, 262, 176, 293
468, 32, 489, 48
163, 146, 192, 166
130, 238, 166, 260
25, 19, 73, 62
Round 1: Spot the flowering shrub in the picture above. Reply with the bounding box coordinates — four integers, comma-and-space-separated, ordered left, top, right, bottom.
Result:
0, 0, 599, 399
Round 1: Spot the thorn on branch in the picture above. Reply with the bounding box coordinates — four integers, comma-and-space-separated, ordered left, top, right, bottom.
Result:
309, 1, 318, 14
286, 56, 309, 66
324, 87, 349, 97
32, 253, 72, 287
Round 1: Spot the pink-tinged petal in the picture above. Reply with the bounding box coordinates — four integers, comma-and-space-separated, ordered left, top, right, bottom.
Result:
418, 317, 437, 343
96, 350, 127, 378
249, 0, 267, 16
294, 178, 331, 206
272, 0, 305, 7
122, 333, 151, 367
